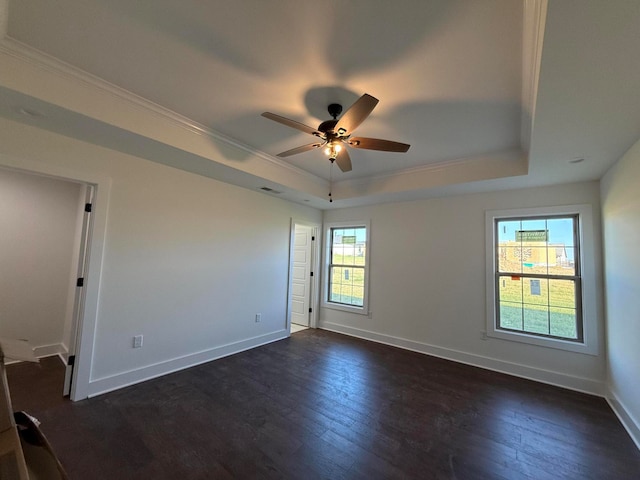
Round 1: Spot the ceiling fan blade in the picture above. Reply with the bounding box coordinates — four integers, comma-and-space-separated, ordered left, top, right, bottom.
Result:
334, 148, 352, 172
334, 94, 379, 135
349, 137, 411, 153
262, 112, 322, 137
276, 142, 324, 157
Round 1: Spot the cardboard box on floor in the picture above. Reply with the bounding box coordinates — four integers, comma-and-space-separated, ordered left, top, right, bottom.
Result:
1, 339, 36, 480
0, 338, 67, 480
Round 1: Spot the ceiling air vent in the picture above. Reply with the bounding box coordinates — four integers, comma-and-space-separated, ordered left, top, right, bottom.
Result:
260, 187, 282, 194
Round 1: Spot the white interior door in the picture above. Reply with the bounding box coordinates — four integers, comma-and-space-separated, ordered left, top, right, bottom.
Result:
63, 185, 94, 396
291, 225, 312, 327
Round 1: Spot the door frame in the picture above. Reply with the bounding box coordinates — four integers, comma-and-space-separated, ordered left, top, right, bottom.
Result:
0, 153, 110, 401
287, 219, 321, 331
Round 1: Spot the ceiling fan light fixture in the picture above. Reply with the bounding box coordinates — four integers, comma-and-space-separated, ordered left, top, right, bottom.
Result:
324, 142, 342, 157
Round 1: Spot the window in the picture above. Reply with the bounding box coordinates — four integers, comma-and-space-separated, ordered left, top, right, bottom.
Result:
323, 221, 370, 314
495, 214, 582, 340
486, 205, 598, 354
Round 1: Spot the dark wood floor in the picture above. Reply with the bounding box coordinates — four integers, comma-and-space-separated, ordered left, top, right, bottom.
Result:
6, 330, 640, 479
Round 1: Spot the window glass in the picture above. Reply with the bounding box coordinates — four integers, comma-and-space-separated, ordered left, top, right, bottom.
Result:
328, 226, 367, 308
494, 215, 582, 342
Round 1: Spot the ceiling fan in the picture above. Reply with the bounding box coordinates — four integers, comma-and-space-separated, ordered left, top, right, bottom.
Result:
261, 93, 410, 173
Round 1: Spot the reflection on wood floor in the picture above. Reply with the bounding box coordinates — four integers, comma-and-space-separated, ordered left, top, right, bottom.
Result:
290, 323, 309, 334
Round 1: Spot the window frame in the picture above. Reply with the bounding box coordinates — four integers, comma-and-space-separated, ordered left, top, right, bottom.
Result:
485, 205, 598, 355
322, 220, 370, 315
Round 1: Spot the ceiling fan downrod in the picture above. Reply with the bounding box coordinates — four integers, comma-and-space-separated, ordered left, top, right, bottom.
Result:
327, 103, 343, 120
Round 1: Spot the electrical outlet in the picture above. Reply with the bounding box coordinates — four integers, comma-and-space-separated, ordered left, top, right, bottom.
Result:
255, 313, 261, 323
481, 331, 488, 341
133, 335, 143, 348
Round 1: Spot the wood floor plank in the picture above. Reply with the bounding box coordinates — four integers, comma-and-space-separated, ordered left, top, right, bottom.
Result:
5, 330, 640, 479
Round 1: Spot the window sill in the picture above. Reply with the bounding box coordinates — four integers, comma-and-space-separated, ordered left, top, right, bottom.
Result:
486, 328, 598, 355
322, 302, 369, 316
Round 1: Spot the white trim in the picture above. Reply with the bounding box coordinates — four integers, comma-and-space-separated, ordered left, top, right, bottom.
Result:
0, 0, 8, 40
57, 353, 68, 366
333, 149, 526, 189
310, 225, 321, 328
59, 342, 70, 364
287, 219, 322, 332
0, 37, 532, 203
485, 204, 599, 355
606, 390, 640, 451
87, 330, 288, 398
321, 322, 605, 396
0, 37, 325, 187
3, 343, 68, 365
0, 153, 111, 401
322, 220, 371, 315
521, 0, 548, 151
33, 343, 67, 359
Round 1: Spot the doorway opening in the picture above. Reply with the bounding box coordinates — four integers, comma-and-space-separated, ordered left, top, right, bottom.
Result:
0, 160, 105, 402
288, 220, 320, 334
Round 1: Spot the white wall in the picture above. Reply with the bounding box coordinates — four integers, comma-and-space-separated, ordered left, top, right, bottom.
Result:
0, 167, 82, 355
322, 182, 606, 394
0, 117, 321, 396
601, 137, 640, 447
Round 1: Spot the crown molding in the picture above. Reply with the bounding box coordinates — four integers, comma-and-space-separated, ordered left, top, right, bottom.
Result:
0, 12, 535, 205
334, 149, 527, 189
0, 36, 326, 188
3, 36, 519, 201
521, 0, 548, 151
332, 149, 528, 200
0, 0, 8, 40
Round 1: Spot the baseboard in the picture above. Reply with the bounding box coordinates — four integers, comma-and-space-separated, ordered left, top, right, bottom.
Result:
34, 343, 67, 358
4, 343, 67, 365
87, 329, 289, 398
58, 342, 70, 365
321, 322, 605, 396
606, 390, 640, 450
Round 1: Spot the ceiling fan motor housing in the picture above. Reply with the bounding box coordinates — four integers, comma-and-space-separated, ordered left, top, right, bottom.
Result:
318, 119, 339, 134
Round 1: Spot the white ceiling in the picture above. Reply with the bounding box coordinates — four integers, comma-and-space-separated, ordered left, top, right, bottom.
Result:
0, 0, 638, 208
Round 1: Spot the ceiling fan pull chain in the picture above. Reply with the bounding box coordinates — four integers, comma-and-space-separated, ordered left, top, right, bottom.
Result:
329, 159, 334, 203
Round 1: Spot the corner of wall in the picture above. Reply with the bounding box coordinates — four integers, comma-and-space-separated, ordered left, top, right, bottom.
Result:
606, 389, 640, 450
600, 136, 640, 452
